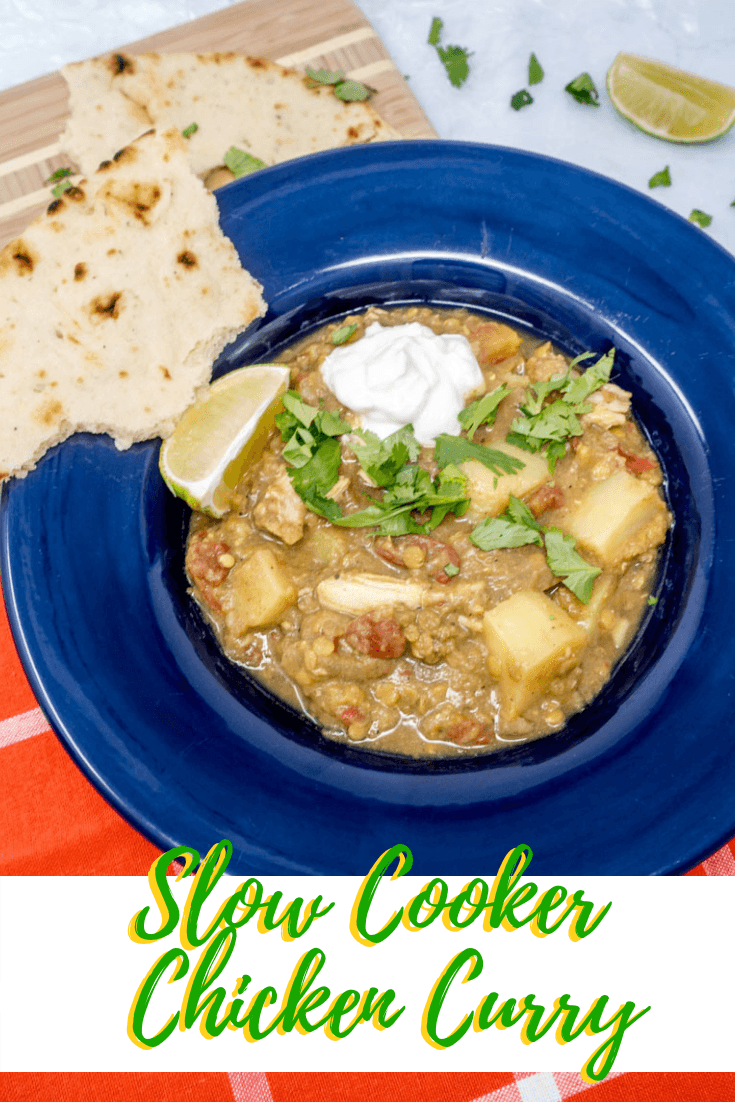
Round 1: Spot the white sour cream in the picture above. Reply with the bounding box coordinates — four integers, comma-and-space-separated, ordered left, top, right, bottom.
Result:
320, 321, 484, 445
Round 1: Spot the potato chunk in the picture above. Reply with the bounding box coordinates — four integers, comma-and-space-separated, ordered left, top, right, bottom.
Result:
562, 470, 669, 567
225, 548, 297, 635
461, 443, 550, 518
483, 590, 586, 717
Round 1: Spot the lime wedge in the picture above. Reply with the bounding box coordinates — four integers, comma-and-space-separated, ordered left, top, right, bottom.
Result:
607, 52, 735, 142
160, 364, 290, 516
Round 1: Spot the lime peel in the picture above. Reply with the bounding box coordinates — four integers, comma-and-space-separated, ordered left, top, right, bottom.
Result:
160, 364, 290, 517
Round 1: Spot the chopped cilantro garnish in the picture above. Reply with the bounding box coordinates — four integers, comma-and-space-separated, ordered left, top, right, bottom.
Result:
507, 349, 614, 472
648, 166, 671, 188
181, 123, 198, 139
444, 562, 460, 577
528, 53, 544, 85
51, 179, 74, 198
437, 45, 472, 88
305, 67, 373, 101
434, 434, 526, 477
428, 17, 443, 46
458, 385, 508, 440
44, 167, 72, 184
223, 147, 267, 177
689, 209, 712, 228
544, 528, 601, 603
511, 89, 533, 110
470, 498, 599, 602
277, 395, 468, 535
330, 323, 358, 345
305, 67, 345, 85
350, 425, 421, 487
427, 17, 471, 88
334, 79, 374, 102
565, 72, 599, 106
647, 595, 658, 606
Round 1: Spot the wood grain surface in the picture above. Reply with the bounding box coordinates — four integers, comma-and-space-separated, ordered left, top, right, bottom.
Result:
0, 0, 436, 248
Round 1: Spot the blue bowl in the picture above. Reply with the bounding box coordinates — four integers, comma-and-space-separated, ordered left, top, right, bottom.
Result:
2, 141, 733, 875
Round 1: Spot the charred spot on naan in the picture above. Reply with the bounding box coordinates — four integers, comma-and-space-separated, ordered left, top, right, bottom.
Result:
110, 53, 135, 76
177, 250, 198, 268
74, 263, 88, 281
99, 179, 164, 225
1, 239, 38, 277
34, 398, 65, 428
90, 292, 123, 320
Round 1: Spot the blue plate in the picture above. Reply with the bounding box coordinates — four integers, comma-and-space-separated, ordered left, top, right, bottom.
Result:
2, 142, 734, 875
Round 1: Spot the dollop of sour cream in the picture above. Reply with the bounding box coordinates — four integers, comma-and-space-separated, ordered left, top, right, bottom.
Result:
320, 322, 484, 445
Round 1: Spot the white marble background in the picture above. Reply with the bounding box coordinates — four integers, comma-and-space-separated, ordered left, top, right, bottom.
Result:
1, 0, 734, 255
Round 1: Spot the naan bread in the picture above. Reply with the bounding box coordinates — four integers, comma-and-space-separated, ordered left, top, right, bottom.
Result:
0, 128, 265, 482
62, 52, 402, 178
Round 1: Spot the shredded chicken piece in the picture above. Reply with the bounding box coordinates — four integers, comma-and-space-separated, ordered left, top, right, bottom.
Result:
582, 384, 632, 430
253, 461, 306, 545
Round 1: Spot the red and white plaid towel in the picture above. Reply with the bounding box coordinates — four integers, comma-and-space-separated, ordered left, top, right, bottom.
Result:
3, 1071, 735, 1101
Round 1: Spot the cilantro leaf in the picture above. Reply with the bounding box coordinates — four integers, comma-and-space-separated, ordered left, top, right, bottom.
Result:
51, 179, 74, 198
528, 53, 544, 85
444, 562, 460, 577
330, 323, 357, 345
181, 122, 198, 139
434, 434, 525, 477
437, 45, 471, 88
563, 349, 613, 404
511, 89, 533, 111
458, 385, 509, 440
565, 72, 599, 106
508, 349, 614, 471
648, 166, 671, 188
223, 147, 267, 177
689, 209, 712, 228
351, 425, 421, 487
470, 515, 543, 551
305, 67, 345, 85
332, 462, 469, 536
44, 167, 72, 184
289, 437, 343, 498
334, 79, 374, 102
470, 494, 542, 551
428, 17, 443, 45
544, 528, 601, 603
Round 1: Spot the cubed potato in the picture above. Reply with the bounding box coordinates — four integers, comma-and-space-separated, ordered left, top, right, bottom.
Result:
472, 321, 523, 365
226, 548, 297, 635
562, 470, 669, 567
483, 590, 587, 718
460, 443, 550, 518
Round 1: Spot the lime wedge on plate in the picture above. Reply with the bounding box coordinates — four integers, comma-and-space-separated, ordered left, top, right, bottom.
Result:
160, 364, 290, 516
607, 52, 735, 142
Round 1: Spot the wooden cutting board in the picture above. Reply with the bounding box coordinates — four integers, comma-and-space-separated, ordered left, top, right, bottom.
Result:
0, 0, 436, 249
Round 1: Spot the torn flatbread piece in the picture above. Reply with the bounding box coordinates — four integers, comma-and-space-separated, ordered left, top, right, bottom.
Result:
62, 51, 402, 179
0, 128, 265, 483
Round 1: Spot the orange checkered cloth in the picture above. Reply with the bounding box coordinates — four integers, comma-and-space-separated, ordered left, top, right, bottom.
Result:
3, 1071, 735, 1101
2, 576, 733, 878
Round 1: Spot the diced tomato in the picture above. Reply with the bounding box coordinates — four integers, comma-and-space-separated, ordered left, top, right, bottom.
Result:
446, 718, 492, 746
617, 447, 655, 475
526, 483, 564, 518
337, 705, 365, 725
186, 530, 232, 612
345, 614, 406, 659
374, 537, 404, 566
